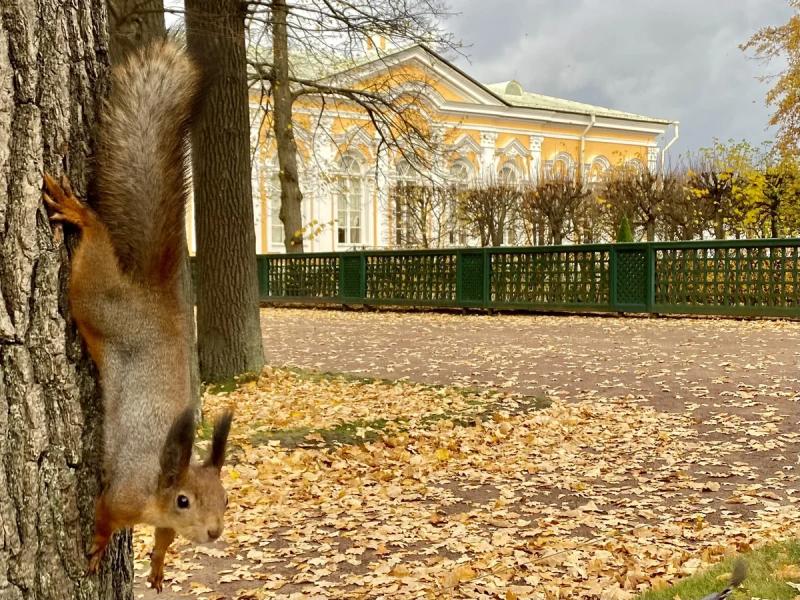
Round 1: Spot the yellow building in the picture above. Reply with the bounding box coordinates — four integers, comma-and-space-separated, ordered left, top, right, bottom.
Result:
197, 44, 676, 253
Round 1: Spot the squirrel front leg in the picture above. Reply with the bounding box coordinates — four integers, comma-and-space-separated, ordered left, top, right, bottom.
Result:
147, 528, 176, 593
43, 174, 132, 366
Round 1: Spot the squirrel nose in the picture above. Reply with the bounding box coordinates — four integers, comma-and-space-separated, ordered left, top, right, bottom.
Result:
207, 527, 222, 540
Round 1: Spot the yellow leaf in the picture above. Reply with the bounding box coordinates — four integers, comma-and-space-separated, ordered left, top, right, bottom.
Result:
434, 447, 451, 461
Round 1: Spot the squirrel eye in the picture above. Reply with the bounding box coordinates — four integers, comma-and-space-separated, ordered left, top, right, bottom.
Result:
176, 494, 190, 509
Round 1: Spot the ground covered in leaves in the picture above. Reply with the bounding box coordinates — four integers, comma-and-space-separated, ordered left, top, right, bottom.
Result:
133, 309, 800, 599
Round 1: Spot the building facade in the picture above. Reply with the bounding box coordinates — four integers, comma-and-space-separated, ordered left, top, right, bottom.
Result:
187, 44, 676, 253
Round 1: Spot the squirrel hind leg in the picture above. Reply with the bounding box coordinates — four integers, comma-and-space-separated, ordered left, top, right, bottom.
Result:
43, 173, 93, 228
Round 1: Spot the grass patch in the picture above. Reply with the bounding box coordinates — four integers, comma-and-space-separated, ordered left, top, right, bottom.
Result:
250, 418, 390, 448
203, 366, 552, 449
638, 540, 800, 599
205, 371, 260, 394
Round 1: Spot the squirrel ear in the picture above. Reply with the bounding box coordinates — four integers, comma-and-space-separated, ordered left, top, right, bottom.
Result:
205, 410, 233, 472
159, 407, 196, 489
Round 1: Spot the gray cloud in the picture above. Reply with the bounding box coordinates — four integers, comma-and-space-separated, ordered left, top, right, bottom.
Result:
443, 0, 792, 157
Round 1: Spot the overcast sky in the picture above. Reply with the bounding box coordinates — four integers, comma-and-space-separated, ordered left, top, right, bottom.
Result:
442, 0, 792, 158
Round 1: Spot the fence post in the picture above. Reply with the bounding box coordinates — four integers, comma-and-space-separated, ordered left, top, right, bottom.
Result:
257, 255, 270, 300
339, 252, 367, 303
456, 249, 489, 307
646, 244, 655, 312
610, 243, 649, 312
483, 249, 491, 308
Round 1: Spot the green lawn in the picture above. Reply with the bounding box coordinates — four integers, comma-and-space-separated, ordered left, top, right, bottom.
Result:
638, 541, 800, 599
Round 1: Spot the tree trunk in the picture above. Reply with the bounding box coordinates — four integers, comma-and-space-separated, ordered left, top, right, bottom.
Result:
108, 0, 166, 65
714, 204, 725, 240
771, 201, 780, 238
271, 0, 305, 253
0, 2, 133, 598
185, 0, 265, 381
107, 0, 201, 406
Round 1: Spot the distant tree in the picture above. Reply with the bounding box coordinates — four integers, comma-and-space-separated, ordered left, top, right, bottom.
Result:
657, 170, 707, 240
742, 3, 800, 150
186, 0, 265, 381
686, 140, 758, 239
616, 215, 635, 242
521, 171, 590, 245
597, 166, 651, 241
389, 182, 451, 248
456, 181, 521, 247
744, 148, 800, 237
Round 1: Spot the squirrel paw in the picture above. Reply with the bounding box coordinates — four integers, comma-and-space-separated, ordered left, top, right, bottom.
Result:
42, 173, 89, 227
147, 568, 166, 593
86, 543, 106, 574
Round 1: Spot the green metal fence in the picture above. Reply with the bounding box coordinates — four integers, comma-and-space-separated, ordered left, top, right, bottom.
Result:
255, 238, 800, 317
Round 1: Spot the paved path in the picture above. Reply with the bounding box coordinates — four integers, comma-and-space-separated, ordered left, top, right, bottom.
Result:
262, 307, 800, 411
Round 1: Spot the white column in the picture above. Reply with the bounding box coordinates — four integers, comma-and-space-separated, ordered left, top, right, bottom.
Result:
647, 146, 660, 172
529, 135, 544, 182
374, 140, 390, 247
479, 131, 498, 181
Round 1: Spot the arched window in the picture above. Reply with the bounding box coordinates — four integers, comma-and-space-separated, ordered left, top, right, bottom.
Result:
335, 154, 364, 245
393, 160, 418, 246
552, 152, 574, 178
447, 160, 473, 246
625, 158, 645, 173
589, 156, 611, 183
449, 160, 473, 186
498, 162, 519, 184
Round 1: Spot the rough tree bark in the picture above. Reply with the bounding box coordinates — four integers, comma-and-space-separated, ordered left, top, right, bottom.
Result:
0, 2, 133, 599
185, 0, 265, 381
107, 0, 202, 406
271, 0, 305, 253
108, 0, 167, 65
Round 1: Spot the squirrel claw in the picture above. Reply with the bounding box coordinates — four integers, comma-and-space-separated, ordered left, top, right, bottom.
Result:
86, 544, 105, 574
147, 570, 165, 593
42, 173, 88, 227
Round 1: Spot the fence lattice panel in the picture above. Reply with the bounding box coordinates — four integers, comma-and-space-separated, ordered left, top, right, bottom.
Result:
366, 253, 457, 303
264, 255, 339, 298
490, 248, 611, 307
655, 244, 800, 310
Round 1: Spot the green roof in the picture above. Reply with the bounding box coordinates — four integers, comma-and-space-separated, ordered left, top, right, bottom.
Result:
484, 80, 671, 125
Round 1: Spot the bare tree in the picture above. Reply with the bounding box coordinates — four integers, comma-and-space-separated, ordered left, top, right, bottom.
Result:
186, 1, 265, 381
521, 171, 590, 245
389, 181, 452, 248
1, 2, 133, 597
657, 170, 707, 241
573, 190, 606, 244
598, 165, 682, 242
246, 0, 456, 252
457, 181, 521, 247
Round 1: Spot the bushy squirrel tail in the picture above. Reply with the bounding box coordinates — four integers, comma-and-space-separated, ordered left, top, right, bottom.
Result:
95, 40, 199, 288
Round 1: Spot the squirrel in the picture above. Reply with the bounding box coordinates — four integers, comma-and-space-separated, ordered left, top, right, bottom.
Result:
698, 559, 747, 600
43, 41, 233, 592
